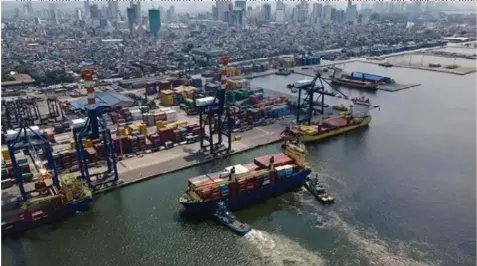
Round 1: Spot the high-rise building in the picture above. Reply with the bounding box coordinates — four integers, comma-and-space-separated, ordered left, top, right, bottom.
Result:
312, 3, 323, 22
90, 4, 100, 19
345, 0, 357, 23
232, 7, 244, 25
148, 9, 161, 37
75, 9, 82, 21
261, 3, 271, 23
234, 1, 246, 10
136, 1, 142, 24
323, 5, 332, 23
217, 0, 231, 22
212, 5, 218, 20
127, 6, 136, 32
83, 0, 90, 18
108, 1, 119, 20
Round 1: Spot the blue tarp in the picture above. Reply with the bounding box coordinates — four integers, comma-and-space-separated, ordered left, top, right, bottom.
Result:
69, 92, 134, 111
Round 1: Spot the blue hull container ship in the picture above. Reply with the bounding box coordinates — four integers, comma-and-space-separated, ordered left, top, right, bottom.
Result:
2, 174, 93, 236
179, 143, 311, 213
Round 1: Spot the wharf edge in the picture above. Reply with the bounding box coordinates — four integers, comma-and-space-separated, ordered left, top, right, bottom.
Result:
94, 135, 283, 195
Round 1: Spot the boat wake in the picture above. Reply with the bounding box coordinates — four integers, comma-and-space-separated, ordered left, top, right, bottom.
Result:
323, 212, 437, 266
242, 229, 326, 266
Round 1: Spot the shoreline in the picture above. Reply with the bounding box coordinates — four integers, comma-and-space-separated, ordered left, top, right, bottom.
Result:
95, 132, 283, 195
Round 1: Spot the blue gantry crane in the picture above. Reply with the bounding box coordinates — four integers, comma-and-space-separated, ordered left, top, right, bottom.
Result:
196, 56, 234, 157
6, 125, 60, 202
72, 70, 119, 190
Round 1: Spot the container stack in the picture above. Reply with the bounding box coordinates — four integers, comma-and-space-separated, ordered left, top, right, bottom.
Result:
148, 133, 161, 147
142, 113, 156, 126
159, 80, 172, 92
160, 90, 175, 106
165, 110, 177, 123
137, 134, 146, 151
130, 107, 142, 121
275, 165, 293, 182
259, 171, 271, 188
191, 78, 202, 87
268, 105, 290, 118
254, 153, 294, 168
54, 123, 64, 134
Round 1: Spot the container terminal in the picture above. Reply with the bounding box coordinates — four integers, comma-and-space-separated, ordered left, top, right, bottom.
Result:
1, 56, 379, 235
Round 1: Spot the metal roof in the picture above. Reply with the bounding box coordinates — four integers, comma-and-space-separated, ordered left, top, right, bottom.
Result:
69, 92, 134, 111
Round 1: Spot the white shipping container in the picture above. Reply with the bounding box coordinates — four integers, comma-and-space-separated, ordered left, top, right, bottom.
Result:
224, 164, 249, 175
263, 180, 271, 185
294, 79, 312, 88
72, 118, 86, 129
195, 97, 215, 107
160, 107, 172, 112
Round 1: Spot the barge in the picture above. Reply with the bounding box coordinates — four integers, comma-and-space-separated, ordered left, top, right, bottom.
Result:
179, 143, 311, 213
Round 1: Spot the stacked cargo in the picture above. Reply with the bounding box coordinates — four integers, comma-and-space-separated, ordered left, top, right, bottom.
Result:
160, 90, 175, 106
159, 80, 172, 92
254, 153, 294, 168
275, 165, 294, 183
268, 105, 290, 118
165, 109, 177, 123
113, 136, 131, 155
129, 107, 142, 121
172, 79, 183, 88
148, 133, 161, 147
191, 78, 202, 87
54, 123, 65, 134
324, 117, 348, 128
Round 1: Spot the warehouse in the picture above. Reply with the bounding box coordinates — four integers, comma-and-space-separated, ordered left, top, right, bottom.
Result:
69, 92, 134, 112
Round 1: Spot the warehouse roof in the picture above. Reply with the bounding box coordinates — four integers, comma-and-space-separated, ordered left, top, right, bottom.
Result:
69, 92, 134, 111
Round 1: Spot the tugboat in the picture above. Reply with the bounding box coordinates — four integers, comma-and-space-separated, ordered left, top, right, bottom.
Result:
213, 202, 252, 236
304, 174, 335, 204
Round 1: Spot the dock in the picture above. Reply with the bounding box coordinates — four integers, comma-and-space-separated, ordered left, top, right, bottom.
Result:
292, 68, 421, 93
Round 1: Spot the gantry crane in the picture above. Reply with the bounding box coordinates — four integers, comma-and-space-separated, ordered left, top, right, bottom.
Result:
293, 71, 380, 125
6, 124, 60, 202
196, 56, 234, 157
72, 70, 119, 190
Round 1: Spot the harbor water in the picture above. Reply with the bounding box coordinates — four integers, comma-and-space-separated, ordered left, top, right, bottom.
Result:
2, 60, 476, 266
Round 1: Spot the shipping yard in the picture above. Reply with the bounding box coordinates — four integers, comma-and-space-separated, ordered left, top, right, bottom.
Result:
2, 1, 477, 266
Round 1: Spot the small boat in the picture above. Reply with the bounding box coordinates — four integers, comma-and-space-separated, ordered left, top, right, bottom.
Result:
213, 202, 252, 236
304, 175, 335, 204
286, 83, 294, 89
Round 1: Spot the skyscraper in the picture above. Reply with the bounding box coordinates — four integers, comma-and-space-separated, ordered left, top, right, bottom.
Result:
261, 4, 271, 23
127, 6, 136, 32
345, 0, 357, 23
136, 1, 142, 25
148, 9, 161, 37
217, 0, 231, 22
108, 1, 119, 20
235, 1, 246, 16
83, 0, 90, 18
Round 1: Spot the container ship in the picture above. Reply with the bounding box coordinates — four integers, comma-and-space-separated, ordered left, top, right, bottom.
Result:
179, 143, 311, 213
281, 114, 371, 143
330, 68, 382, 91
2, 174, 92, 236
